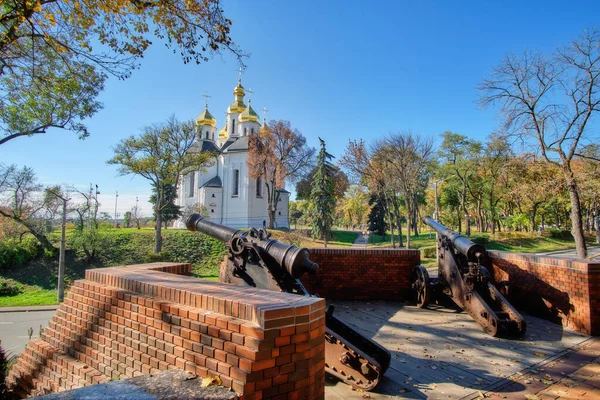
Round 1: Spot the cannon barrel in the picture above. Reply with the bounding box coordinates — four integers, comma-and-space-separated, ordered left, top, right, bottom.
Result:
186, 213, 318, 278
422, 216, 486, 261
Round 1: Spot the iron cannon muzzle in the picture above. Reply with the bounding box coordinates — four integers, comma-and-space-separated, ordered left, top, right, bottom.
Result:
185, 213, 241, 243
422, 216, 485, 262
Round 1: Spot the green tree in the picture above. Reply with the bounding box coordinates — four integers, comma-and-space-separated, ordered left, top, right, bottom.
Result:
1, 0, 243, 145
310, 138, 336, 246
107, 115, 214, 253
123, 211, 132, 228
149, 183, 182, 229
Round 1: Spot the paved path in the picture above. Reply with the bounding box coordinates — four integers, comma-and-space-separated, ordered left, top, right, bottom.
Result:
537, 245, 600, 260
352, 232, 370, 248
0, 310, 55, 356
325, 301, 593, 399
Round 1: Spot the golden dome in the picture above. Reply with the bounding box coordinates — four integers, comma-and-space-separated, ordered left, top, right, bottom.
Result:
228, 81, 246, 113
259, 120, 270, 137
196, 106, 217, 127
218, 125, 227, 138
239, 100, 259, 122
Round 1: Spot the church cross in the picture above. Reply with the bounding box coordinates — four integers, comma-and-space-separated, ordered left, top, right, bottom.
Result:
262, 106, 268, 120
202, 92, 211, 108
247, 88, 254, 101
237, 66, 244, 82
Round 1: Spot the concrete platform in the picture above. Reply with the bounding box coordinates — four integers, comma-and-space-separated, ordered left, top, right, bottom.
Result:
324, 301, 595, 399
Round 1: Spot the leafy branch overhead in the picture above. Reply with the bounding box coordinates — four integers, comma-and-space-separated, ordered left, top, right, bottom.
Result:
0, 0, 245, 145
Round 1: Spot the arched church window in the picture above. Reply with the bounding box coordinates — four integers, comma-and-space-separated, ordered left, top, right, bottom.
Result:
205, 131, 209, 139
211, 193, 215, 198
211, 209, 214, 213
233, 169, 240, 196
212, 132, 215, 141
231, 119, 236, 135
188, 174, 195, 197
251, 128, 255, 135
256, 177, 262, 198
244, 128, 248, 136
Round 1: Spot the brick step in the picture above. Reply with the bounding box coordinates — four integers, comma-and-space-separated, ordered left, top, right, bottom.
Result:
48, 313, 157, 379
29, 338, 109, 388
41, 324, 129, 383
8, 339, 107, 396
36, 330, 111, 389
62, 287, 260, 382
19, 347, 68, 394
56, 300, 237, 383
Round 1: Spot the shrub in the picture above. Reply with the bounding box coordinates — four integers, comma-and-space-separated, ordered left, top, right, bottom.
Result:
0, 237, 40, 269
420, 246, 437, 259
543, 229, 574, 240
471, 236, 490, 245
0, 278, 24, 296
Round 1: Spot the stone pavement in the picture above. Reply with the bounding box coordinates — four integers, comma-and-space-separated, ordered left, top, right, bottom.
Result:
478, 338, 600, 399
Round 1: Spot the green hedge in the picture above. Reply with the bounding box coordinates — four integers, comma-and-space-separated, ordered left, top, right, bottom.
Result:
0, 237, 40, 269
0, 277, 24, 296
62, 228, 226, 274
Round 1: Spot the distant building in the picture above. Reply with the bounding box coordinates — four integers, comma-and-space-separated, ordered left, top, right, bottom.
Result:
175, 78, 290, 228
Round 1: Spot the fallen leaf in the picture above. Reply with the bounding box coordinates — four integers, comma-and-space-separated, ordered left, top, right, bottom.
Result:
478, 390, 487, 398
541, 379, 553, 385
200, 376, 222, 388
525, 395, 540, 400
533, 352, 546, 357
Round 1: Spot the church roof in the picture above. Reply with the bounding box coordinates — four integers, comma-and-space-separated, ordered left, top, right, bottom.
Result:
278, 189, 291, 194
239, 101, 259, 122
190, 140, 220, 154
201, 176, 222, 188
220, 138, 236, 152
196, 107, 217, 127
223, 136, 249, 152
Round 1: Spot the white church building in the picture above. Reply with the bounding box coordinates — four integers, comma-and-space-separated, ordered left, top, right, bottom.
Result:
175, 79, 290, 228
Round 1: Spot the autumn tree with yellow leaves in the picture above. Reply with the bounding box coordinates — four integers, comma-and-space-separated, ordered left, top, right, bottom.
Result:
0, 0, 243, 145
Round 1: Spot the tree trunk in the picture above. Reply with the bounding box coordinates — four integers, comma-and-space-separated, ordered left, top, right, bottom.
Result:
268, 208, 276, 229
563, 166, 587, 258
0, 211, 55, 253
155, 207, 163, 254
413, 192, 418, 237
595, 194, 600, 244
530, 204, 538, 234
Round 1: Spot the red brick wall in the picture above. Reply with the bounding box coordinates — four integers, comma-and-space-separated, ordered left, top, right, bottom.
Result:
488, 251, 600, 336
300, 248, 420, 301
8, 263, 326, 400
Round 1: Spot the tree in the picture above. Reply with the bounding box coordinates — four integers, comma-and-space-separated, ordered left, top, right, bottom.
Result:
310, 138, 336, 246
337, 186, 371, 230
149, 183, 182, 229
108, 116, 214, 253
1, 0, 243, 145
130, 205, 144, 229
123, 212, 132, 228
296, 166, 349, 201
375, 131, 434, 247
247, 120, 315, 228
0, 164, 54, 251
479, 28, 600, 258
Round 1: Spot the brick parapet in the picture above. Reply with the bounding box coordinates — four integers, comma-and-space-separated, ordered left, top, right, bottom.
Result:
488, 251, 600, 336
301, 248, 420, 301
9, 262, 325, 399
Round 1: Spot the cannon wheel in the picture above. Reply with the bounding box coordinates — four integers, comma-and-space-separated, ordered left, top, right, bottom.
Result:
411, 266, 431, 308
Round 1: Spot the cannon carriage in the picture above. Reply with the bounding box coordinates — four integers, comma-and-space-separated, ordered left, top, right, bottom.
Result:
186, 214, 391, 391
414, 217, 527, 338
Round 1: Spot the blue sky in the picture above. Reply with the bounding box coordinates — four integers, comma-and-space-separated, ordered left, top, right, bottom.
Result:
1, 0, 598, 216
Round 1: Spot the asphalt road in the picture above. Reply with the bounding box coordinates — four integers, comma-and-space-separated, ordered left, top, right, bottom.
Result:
0, 310, 55, 356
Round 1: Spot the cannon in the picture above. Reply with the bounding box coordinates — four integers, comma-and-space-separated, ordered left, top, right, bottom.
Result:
414, 217, 526, 338
186, 214, 391, 391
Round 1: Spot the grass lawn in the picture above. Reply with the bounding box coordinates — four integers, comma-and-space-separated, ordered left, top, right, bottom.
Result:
0, 287, 58, 307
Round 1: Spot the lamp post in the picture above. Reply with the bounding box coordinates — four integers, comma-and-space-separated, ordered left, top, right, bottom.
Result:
114, 191, 119, 228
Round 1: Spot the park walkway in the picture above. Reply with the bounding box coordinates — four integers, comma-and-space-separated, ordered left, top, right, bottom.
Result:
352, 232, 370, 248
